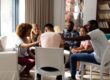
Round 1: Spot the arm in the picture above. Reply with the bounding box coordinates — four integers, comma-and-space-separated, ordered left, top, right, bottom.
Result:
71, 45, 84, 53
64, 35, 91, 41
20, 41, 38, 48
71, 40, 93, 53
80, 40, 93, 52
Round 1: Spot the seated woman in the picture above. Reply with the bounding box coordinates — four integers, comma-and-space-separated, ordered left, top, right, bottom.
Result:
71, 27, 93, 53
71, 27, 93, 73
16, 23, 38, 77
30, 24, 41, 45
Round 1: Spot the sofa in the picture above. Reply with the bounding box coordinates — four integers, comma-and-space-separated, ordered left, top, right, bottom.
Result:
0, 33, 18, 51
0, 33, 19, 80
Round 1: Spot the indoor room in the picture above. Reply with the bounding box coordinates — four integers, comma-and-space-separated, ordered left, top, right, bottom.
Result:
0, 0, 110, 80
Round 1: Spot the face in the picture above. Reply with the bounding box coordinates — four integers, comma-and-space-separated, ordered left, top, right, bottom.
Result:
65, 21, 71, 30
80, 28, 87, 36
32, 26, 40, 34
87, 22, 96, 32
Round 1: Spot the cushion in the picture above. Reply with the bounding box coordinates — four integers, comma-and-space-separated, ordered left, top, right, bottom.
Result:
5, 33, 17, 51
0, 36, 7, 51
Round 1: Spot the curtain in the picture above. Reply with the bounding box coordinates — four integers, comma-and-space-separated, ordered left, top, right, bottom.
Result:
25, 0, 54, 31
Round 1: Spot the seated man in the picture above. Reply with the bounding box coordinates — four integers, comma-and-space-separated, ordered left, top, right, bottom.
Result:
40, 23, 63, 48
63, 20, 80, 50
38, 23, 64, 80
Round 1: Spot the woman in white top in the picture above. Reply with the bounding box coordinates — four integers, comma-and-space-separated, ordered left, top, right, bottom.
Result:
16, 23, 38, 77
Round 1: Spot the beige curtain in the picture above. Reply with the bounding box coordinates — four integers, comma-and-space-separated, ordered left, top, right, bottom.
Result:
25, 0, 54, 31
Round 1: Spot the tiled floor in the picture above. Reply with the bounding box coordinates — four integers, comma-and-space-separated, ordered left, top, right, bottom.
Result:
20, 70, 109, 80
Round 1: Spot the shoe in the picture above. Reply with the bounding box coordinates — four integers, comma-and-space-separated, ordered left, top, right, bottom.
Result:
68, 77, 76, 80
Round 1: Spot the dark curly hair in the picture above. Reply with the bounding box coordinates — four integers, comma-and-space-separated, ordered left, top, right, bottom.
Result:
16, 23, 32, 39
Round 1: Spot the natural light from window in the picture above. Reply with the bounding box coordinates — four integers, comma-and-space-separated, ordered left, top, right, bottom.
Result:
19, 0, 25, 24
1, 0, 12, 35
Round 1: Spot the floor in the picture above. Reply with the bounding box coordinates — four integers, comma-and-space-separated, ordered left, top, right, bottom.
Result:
20, 69, 109, 80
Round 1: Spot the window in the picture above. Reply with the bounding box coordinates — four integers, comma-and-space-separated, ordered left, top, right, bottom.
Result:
0, 0, 19, 35
19, 0, 25, 24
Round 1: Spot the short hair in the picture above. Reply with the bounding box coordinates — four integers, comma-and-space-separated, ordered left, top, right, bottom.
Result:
44, 23, 54, 31
16, 23, 32, 39
69, 20, 74, 27
88, 20, 98, 28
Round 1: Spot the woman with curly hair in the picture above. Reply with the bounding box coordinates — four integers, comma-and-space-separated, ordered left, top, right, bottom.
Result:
16, 23, 37, 77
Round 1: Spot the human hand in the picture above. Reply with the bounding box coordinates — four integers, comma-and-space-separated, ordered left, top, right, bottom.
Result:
71, 48, 81, 53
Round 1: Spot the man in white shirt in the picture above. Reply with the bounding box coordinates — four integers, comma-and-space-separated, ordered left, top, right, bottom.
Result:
39, 24, 63, 80
40, 24, 63, 48
66, 20, 108, 80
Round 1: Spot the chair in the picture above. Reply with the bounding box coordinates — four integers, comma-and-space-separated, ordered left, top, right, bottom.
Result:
64, 50, 70, 64
81, 45, 110, 80
35, 47, 64, 80
0, 51, 19, 80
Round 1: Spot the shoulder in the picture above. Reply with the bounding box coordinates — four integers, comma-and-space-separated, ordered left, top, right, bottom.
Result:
88, 29, 100, 35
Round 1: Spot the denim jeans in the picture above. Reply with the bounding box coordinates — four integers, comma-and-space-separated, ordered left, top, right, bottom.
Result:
70, 52, 100, 78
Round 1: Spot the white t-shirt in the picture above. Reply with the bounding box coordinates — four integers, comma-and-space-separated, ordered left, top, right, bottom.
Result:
15, 36, 28, 57
88, 29, 108, 63
40, 32, 62, 48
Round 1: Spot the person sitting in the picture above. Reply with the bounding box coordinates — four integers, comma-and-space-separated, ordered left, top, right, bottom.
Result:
30, 24, 41, 46
39, 23, 63, 80
40, 23, 63, 48
71, 26, 93, 53
71, 27, 93, 74
16, 23, 38, 77
63, 20, 80, 50
64, 20, 108, 80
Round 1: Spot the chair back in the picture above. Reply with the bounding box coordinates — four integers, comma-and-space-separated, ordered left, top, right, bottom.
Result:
0, 51, 17, 71
35, 47, 64, 75
0, 51, 18, 80
101, 45, 110, 68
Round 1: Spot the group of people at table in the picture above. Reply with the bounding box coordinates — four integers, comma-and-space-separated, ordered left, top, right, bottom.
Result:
16, 20, 108, 80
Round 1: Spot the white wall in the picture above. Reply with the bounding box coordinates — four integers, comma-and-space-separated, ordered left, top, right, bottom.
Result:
54, 0, 65, 30
54, 0, 97, 29
83, 0, 97, 25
